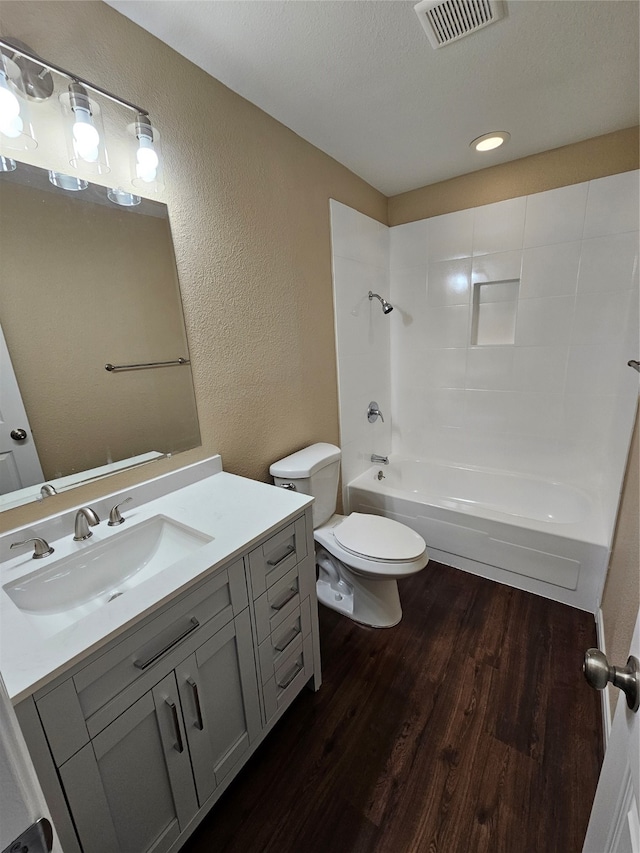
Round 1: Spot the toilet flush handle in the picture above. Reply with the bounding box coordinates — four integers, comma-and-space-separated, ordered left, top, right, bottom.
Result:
278, 482, 297, 490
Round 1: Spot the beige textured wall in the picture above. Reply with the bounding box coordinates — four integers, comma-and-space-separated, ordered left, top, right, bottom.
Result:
0, 180, 200, 479
388, 127, 640, 225
0, 0, 386, 532
601, 404, 640, 716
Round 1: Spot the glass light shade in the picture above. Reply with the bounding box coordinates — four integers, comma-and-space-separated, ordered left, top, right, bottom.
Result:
107, 187, 141, 207
128, 115, 164, 194
48, 171, 88, 191
59, 85, 109, 175
0, 60, 37, 152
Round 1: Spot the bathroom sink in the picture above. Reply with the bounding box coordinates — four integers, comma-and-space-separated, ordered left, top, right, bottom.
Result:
3, 515, 212, 629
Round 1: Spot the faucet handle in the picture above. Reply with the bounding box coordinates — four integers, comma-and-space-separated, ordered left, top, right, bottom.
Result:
10, 538, 55, 559
108, 497, 133, 527
367, 401, 385, 423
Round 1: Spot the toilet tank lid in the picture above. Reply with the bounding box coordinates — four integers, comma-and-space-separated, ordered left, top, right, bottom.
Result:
270, 443, 341, 478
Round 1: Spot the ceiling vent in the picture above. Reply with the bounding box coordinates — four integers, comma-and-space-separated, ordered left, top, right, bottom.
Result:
414, 0, 505, 48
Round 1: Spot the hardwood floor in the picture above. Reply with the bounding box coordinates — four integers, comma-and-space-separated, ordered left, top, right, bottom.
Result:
183, 561, 602, 853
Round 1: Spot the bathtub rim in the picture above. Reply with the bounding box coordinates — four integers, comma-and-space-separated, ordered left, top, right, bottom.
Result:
348, 456, 609, 548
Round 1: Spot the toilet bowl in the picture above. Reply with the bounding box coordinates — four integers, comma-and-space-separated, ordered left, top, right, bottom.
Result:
270, 443, 428, 628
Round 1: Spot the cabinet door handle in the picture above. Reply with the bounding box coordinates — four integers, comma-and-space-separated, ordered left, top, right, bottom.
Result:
266, 544, 295, 567
271, 585, 297, 611
277, 662, 303, 689
166, 700, 184, 753
274, 625, 301, 653
187, 677, 204, 731
133, 617, 200, 669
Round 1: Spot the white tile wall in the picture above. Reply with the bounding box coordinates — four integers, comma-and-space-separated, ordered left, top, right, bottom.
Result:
331, 173, 638, 529
583, 171, 640, 239
523, 183, 589, 248
520, 242, 581, 299
472, 197, 526, 256
330, 200, 391, 505
386, 170, 639, 502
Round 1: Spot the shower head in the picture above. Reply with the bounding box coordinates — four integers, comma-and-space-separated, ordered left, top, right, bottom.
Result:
368, 291, 394, 314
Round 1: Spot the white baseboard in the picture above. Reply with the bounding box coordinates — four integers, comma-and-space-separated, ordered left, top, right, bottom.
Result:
595, 607, 612, 751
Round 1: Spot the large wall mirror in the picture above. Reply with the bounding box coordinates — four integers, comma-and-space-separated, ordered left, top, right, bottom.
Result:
0, 161, 201, 511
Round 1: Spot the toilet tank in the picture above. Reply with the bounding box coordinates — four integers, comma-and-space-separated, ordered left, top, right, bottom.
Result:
270, 443, 341, 528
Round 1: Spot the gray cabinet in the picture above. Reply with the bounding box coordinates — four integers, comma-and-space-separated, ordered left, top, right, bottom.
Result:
16, 509, 321, 853
59, 672, 196, 853
175, 609, 261, 806
57, 610, 261, 853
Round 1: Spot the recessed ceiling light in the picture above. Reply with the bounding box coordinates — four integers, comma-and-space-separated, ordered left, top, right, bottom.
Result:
471, 131, 510, 152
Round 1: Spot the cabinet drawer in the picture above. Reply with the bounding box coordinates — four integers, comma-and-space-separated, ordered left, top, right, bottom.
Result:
71, 559, 247, 732
248, 516, 307, 599
263, 633, 314, 723
253, 565, 302, 645
258, 597, 311, 685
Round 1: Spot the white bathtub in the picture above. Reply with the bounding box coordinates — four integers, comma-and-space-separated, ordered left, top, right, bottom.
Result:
347, 458, 610, 613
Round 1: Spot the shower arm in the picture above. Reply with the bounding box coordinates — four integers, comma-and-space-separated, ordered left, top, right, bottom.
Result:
368, 291, 393, 314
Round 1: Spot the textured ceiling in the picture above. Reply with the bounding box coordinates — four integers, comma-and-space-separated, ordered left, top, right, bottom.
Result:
105, 0, 640, 196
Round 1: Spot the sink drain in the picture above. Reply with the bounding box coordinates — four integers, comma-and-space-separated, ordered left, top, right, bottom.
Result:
107, 591, 123, 603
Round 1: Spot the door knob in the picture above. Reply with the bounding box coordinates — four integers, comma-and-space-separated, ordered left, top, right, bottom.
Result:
583, 648, 640, 712
10, 428, 27, 441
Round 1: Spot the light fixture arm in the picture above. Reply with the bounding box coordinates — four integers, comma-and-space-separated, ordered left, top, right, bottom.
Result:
0, 36, 149, 117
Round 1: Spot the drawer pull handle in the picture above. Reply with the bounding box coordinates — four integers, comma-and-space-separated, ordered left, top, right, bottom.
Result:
166, 700, 184, 753
134, 617, 200, 670
266, 544, 295, 568
277, 662, 303, 689
274, 626, 301, 653
271, 586, 297, 611
187, 677, 204, 731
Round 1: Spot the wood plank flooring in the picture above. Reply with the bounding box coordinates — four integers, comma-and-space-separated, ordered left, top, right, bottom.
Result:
183, 561, 602, 853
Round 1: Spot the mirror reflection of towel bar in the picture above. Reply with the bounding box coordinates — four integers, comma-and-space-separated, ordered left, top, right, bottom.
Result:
105, 357, 190, 372
628, 360, 640, 373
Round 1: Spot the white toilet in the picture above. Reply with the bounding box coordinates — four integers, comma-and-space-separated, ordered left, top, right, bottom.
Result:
270, 443, 428, 628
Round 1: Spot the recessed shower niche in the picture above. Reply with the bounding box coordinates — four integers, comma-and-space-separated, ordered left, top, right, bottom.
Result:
470, 279, 520, 346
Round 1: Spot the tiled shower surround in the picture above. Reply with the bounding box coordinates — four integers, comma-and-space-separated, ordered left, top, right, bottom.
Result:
330, 170, 639, 533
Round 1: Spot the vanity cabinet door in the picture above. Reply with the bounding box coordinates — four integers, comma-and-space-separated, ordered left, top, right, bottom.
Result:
59, 672, 198, 853
176, 608, 261, 806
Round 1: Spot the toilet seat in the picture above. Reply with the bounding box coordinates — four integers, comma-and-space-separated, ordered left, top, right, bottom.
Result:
314, 513, 428, 579
334, 512, 426, 562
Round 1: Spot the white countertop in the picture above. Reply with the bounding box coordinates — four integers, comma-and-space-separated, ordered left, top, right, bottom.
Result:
0, 458, 313, 704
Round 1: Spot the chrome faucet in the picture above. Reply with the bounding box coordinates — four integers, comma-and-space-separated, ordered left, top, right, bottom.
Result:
40, 483, 58, 499
74, 507, 100, 541
10, 537, 55, 559
108, 497, 133, 526
371, 454, 389, 465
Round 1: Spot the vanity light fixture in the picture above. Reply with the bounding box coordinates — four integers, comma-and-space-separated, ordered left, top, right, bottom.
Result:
0, 52, 37, 151
129, 112, 163, 192
0, 37, 161, 190
470, 131, 510, 152
107, 187, 141, 207
60, 82, 109, 174
48, 170, 88, 191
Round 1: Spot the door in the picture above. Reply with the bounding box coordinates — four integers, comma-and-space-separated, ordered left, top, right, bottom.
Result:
0, 675, 58, 852
0, 324, 44, 492
59, 673, 198, 853
176, 609, 262, 806
583, 609, 640, 853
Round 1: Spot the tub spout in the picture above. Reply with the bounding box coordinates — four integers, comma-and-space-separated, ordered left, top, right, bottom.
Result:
371, 453, 389, 464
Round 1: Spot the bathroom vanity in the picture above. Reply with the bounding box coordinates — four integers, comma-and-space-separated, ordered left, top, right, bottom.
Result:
0, 457, 321, 853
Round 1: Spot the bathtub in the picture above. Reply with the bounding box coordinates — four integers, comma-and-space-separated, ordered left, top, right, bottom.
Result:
347, 458, 610, 613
